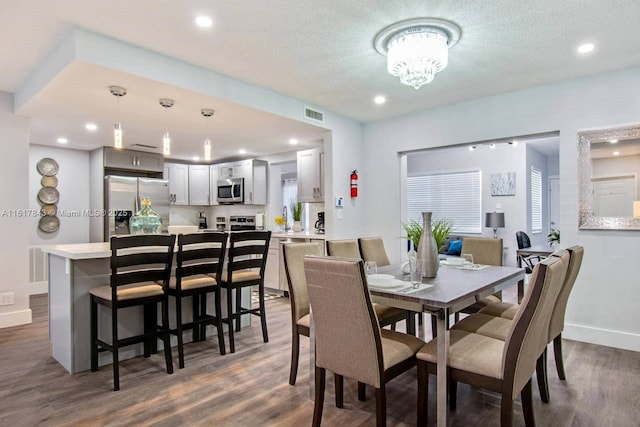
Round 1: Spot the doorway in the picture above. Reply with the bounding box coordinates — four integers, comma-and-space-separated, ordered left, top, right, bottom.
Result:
592, 174, 637, 217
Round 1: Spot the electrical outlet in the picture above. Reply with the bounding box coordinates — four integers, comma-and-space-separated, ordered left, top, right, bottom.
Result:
0, 292, 14, 306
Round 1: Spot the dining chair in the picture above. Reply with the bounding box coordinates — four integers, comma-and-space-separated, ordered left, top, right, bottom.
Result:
326, 238, 416, 335
416, 253, 569, 426
516, 231, 545, 273
304, 256, 425, 427
167, 231, 227, 369
90, 234, 175, 391
282, 242, 321, 385
219, 230, 271, 353
358, 236, 391, 267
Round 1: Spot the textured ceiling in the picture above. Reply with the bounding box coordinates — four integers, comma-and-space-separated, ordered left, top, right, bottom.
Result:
1, 1, 639, 160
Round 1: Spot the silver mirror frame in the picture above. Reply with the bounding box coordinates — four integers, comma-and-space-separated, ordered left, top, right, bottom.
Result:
578, 124, 640, 230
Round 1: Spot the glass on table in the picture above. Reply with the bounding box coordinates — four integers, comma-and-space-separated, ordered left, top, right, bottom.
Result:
364, 261, 378, 276
461, 253, 474, 266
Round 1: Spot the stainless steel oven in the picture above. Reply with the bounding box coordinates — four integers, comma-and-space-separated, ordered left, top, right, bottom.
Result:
217, 177, 244, 204
229, 215, 256, 231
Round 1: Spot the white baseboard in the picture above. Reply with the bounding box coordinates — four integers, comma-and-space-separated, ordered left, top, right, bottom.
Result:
29, 281, 48, 295
564, 322, 640, 352
0, 309, 32, 328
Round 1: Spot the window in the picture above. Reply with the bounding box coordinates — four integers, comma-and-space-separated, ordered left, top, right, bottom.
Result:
530, 167, 542, 233
407, 170, 482, 233
282, 178, 298, 228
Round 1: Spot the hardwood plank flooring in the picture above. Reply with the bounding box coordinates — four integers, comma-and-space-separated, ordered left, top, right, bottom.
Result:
0, 293, 638, 426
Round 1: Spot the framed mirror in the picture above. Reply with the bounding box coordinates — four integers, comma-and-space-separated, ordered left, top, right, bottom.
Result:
578, 124, 640, 230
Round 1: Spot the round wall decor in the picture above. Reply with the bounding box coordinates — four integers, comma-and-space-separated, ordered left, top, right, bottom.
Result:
38, 187, 59, 204
40, 175, 58, 188
37, 158, 59, 176
38, 215, 60, 233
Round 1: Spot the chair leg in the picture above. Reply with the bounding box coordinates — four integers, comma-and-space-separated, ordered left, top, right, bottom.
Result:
417, 361, 428, 425
227, 287, 235, 354
111, 306, 120, 391
406, 311, 416, 335
375, 385, 387, 427
193, 293, 201, 342
536, 348, 550, 403
289, 329, 300, 386
431, 315, 438, 338
215, 288, 226, 356
235, 287, 242, 332
90, 297, 98, 372
335, 374, 344, 408
449, 378, 457, 411
312, 367, 326, 427
500, 391, 513, 427
358, 381, 367, 401
161, 297, 174, 375
521, 379, 535, 427
259, 284, 268, 343
553, 334, 566, 380
175, 295, 185, 369
390, 323, 396, 331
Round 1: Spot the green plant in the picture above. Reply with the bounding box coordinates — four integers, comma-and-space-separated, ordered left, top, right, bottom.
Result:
547, 229, 560, 246
402, 218, 454, 251
290, 201, 303, 221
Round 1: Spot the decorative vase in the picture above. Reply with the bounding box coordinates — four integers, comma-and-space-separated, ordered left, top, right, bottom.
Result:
416, 212, 439, 278
407, 245, 419, 284
130, 197, 163, 235
293, 221, 302, 232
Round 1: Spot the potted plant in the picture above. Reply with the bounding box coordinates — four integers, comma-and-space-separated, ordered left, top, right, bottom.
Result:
402, 217, 453, 252
547, 229, 560, 246
290, 201, 303, 232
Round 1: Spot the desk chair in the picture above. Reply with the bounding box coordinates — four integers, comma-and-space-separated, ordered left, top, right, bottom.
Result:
517, 231, 545, 273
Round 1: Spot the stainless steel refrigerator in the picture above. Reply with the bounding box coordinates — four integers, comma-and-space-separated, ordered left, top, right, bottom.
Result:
104, 176, 170, 240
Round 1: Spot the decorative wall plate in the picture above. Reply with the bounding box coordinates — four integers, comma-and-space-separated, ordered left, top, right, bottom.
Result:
39, 215, 60, 233
41, 204, 57, 216
37, 187, 59, 204
37, 158, 59, 176
40, 175, 58, 188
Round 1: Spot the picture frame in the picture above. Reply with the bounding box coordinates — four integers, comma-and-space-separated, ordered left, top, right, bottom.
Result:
491, 172, 516, 196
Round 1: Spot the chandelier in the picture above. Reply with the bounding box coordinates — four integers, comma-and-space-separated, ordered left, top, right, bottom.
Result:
109, 86, 127, 149
374, 18, 461, 90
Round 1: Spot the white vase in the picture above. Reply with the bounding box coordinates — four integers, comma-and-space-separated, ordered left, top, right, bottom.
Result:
293, 221, 302, 232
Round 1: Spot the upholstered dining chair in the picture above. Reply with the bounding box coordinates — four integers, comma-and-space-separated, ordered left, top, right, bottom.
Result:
168, 231, 227, 369
282, 242, 321, 385
416, 253, 569, 426
90, 234, 175, 391
326, 238, 415, 335
358, 236, 391, 267
516, 231, 545, 274
220, 230, 271, 353
304, 256, 425, 427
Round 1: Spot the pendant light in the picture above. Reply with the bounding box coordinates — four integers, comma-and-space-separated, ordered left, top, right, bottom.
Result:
201, 108, 215, 161
109, 86, 127, 149
159, 98, 174, 156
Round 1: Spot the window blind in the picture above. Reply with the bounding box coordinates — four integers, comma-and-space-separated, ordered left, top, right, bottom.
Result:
407, 170, 482, 233
531, 167, 542, 233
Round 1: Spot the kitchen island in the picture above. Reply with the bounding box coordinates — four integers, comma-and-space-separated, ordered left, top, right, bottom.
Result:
42, 242, 251, 374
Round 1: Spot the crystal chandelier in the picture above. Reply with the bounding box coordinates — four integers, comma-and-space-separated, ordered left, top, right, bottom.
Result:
374, 18, 461, 90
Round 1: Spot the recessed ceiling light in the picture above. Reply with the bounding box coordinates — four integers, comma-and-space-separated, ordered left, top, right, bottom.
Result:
57, 137, 68, 144
195, 16, 213, 28
468, 146, 476, 151
289, 138, 299, 145
85, 123, 97, 131
239, 149, 247, 155
509, 140, 518, 146
489, 143, 496, 149
374, 95, 386, 105
577, 43, 594, 54
193, 156, 200, 161
613, 151, 620, 156
609, 139, 618, 144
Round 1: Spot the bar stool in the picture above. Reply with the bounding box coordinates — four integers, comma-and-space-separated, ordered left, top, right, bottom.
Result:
168, 231, 227, 369
90, 234, 175, 391
220, 230, 271, 353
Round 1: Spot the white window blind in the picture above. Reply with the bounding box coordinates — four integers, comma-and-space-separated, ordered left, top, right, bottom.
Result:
531, 167, 542, 233
407, 170, 482, 233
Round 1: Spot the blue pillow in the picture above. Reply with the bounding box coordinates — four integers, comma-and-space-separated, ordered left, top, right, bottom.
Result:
447, 240, 462, 255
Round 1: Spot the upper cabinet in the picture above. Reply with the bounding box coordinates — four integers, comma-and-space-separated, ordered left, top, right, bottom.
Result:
188, 164, 211, 205
163, 163, 188, 205
209, 164, 219, 206
217, 159, 268, 205
104, 147, 164, 172
297, 147, 324, 202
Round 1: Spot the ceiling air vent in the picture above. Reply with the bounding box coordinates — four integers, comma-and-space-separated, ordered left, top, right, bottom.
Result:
304, 106, 324, 123
130, 143, 158, 150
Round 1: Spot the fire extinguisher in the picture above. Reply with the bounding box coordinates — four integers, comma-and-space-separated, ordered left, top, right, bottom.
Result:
350, 170, 358, 198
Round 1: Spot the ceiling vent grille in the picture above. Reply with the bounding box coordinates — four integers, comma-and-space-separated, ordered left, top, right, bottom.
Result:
304, 106, 324, 123
130, 143, 158, 150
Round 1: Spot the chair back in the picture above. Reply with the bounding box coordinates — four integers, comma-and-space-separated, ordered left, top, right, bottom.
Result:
460, 237, 503, 266
548, 246, 584, 340
282, 243, 321, 322
304, 256, 384, 387
226, 231, 271, 279
516, 231, 532, 250
358, 237, 391, 267
503, 251, 569, 399
326, 239, 360, 258
175, 232, 227, 290
110, 234, 176, 297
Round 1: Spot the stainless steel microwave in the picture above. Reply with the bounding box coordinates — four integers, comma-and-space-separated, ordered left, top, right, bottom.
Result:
217, 177, 244, 204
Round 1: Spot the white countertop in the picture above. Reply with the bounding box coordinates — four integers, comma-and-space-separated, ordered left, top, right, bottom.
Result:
41, 242, 111, 260
270, 231, 326, 240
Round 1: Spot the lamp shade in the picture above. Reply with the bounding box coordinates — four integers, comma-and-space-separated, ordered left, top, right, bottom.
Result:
485, 212, 505, 229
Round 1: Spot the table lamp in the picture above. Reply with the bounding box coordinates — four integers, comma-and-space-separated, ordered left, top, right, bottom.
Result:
485, 212, 505, 238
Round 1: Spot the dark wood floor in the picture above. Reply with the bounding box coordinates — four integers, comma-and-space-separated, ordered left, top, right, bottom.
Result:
0, 293, 638, 426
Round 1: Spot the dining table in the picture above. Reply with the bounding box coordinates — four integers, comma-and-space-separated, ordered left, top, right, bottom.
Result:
309, 261, 524, 427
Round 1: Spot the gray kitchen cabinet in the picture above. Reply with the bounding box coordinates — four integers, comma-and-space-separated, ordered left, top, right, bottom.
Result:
209, 164, 219, 206
104, 147, 164, 172
297, 147, 324, 202
188, 164, 210, 205
163, 162, 189, 205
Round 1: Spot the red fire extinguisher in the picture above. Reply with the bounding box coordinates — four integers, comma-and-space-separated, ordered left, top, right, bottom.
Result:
350, 170, 358, 198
